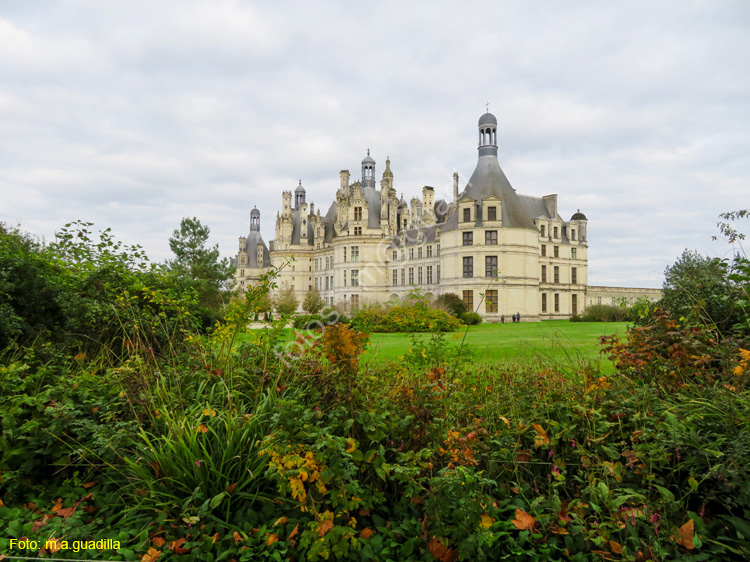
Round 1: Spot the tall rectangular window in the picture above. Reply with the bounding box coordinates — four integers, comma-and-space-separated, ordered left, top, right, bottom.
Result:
541, 265, 547, 283
541, 244, 546, 257
436, 264, 440, 282
325, 277, 329, 290
417, 266, 423, 284
401, 269, 405, 285
409, 248, 414, 260
553, 226, 559, 238
540, 225, 546, 237
343, 270, 347, 287
463, 290, 473, 310
463, 207, 471, 222
427, 245, 433, 257
571, 229, 576, 240
392, 250, 398, 261
463, 232, 473, 246
426, 265, 433, 284
392, 269, 398, 286
554, 293, 560, 312
486, 230, 498, 245
354, 207, 362, 221
351, 294, 359, 308
354, 226, 362, 236
571, 248, 577, 259
554, 266, 560, 283
554, 246, 559, 258
463, 257, 473, 278
351, 270, 359, 287
485, 256, 498, 277
352, 246, 359, 262
571, 267, 577, 284
487, 206, 497, 221
486, 290, 498, 313
542, 293, 547, 312
408, 267, 414, 284
418, 246, 423, 258
572, 294, 578, 315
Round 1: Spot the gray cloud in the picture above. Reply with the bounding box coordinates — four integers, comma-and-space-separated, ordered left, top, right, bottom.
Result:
1, 0, 748, 288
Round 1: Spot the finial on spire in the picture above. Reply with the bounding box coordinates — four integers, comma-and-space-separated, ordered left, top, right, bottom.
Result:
367, 148, 370, 156
486, 102, 490, 113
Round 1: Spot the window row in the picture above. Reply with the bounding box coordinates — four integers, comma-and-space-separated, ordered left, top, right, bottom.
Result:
541, 293, 578, 314
391, 265, 440, 286
539, 224, 577, 241
462, 256, 499, 278
462, 231, 498, 246
462, 290, 498, 313
461, 206, 498, 223
540, 265, 578, 284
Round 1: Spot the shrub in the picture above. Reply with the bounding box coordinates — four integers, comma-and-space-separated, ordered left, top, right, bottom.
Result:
352, 304, 461, 333
435, 292, 467, 317
302, 288, 325, 314
293, 314, 325, 330
460, 311, 483, 325
574, 304, 631, 322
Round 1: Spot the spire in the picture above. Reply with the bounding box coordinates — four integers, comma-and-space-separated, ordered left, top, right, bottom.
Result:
361, 149, 376, 188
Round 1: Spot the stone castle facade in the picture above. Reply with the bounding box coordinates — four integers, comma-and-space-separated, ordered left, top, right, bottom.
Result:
232, 111, 657, 320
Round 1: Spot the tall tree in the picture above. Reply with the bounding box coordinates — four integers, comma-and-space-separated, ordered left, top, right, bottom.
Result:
167, 217, 234, 309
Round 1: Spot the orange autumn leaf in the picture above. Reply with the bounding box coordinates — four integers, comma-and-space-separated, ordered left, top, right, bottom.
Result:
675, 519, 695, 549
428, 537, 449, 560
169, 537, 189, 554
265, 534, 279, 546
360, 528, 375, 539
273, 516, 287, 526
227, 482, 237, 494
82, 481, 96, 489
532, 423, 550, 449
141, 547, 161, 562
31, 515, 50, 532
196, 424, 208, 433
287, 524, 300, 541
56, 505, 77, 518
232, 531, 242, 544
46, 537, 63, 554
211, 533, 220, 544
151, 537, 165, 548
51, 498, 63, 512
512, 508, 536, 530
318, 519, 334, 537
610, 540, 623, 554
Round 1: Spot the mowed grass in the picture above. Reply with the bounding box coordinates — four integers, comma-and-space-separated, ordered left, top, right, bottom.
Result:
361, 320, 628, 372
242, 320, 629, 373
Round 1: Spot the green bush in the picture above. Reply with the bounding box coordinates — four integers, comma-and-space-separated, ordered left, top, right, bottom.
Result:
460, 311, 483, 325
351, 304, 461, 333
293, 314, 325, 330
572, 303, 631, 322
435, 292, 467, 317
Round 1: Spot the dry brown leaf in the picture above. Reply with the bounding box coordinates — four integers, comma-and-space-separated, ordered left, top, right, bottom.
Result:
511, 508, 536, 530
227, 482, 237, 494
318, 519, 334, 537
211, 533, 220, 544
532, 423, 550, 449
265, 534, 279, 546
141, 547, 161, 562
609, 540, 623, 554
428, 537, 449, 560
51, 498, 63, 512
675, 519, 695, 549
169, 537, 189, 554
151, 537, 165, 548
82, 481, 96, 489
31, 515, 50, 532
273, 516, 287, 526
232, 531, 242, 544
46, 537, 63, 554
360, 528, 375, 539
56, 506, 77, 518
516, 450, 532, 463
287, 524, 299, 541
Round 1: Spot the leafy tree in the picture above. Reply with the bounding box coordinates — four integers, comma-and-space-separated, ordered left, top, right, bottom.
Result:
274, 286, 299, 315
166, 217, 234, 310
436, 292, 467, 317
659, 249, 742, 335
302, 288, 325, 314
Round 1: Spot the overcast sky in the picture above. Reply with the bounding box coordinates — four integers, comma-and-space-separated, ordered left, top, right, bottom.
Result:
1, 1, 748, 288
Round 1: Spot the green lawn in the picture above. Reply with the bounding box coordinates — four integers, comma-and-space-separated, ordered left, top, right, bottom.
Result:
361, 320, 628, 371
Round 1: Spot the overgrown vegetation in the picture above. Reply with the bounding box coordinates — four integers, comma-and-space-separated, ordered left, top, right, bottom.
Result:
1, 214, 750, 561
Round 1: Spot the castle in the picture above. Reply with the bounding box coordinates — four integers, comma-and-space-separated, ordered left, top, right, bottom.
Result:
232, 111, 659, 319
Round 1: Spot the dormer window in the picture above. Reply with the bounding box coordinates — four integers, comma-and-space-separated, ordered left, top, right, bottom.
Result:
463, 208, 471, 222
487, 206, 497, 221
540, 225, 546, 237
354, 207, 362, 221
553, 226, 559, 238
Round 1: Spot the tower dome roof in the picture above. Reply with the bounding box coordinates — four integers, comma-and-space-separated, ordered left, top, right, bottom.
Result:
571, 209, 587, 221
362, 148, 375, 164
250, 205, 260, 217
295, 180, 305, 193
478, 112, 498, 126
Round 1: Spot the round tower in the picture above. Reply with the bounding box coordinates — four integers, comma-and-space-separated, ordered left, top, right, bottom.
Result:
294, 180, 306, 209
250, 206, 260, 232
478, 112, 498, 158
